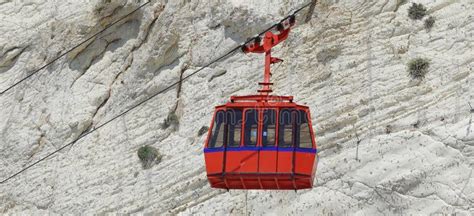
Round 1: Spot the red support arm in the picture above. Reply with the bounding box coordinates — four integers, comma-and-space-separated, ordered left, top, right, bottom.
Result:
242, 17, 294, 95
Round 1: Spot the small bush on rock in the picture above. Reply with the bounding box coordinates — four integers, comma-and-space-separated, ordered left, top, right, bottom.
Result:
198, 126, 209, 136
137, 145, 161, 169
408, 58, 430, 80
316, 47, 342, 64
161, 112, 179, 130
424, 16, 435, 31
408, 3, 427, 20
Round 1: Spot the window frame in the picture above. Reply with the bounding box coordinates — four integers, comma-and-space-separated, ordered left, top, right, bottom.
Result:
206, 107, 314, 149
261, 109, 277, 147
243, 108, 259, 147
207, 110, 226, 148
226, 109, 243, 148
297, 110, 313, 149
278, 108, 296, 148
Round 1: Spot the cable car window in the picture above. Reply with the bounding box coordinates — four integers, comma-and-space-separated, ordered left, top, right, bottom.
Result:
262, 110, 276, 147
227, 109, 242, 147
279, 109, 294, 147
244, 109, 258, 146
298, 110, 313, 148
209, 111, 225, 148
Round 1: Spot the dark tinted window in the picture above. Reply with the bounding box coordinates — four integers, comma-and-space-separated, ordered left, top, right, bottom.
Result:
227, 109, 242, 147
262, 110, 276, 147
209, 111, 225, 148
279, 109, 295, 147
297, 110, 312, 148
244, 110, 258, 146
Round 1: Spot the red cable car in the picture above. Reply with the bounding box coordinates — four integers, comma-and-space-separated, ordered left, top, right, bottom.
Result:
204, 15, 318, 190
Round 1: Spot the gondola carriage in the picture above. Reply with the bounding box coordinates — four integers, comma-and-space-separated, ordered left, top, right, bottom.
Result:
203, 15, 318, 190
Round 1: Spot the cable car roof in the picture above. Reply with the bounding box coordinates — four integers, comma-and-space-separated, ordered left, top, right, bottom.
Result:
214, 95, 309, 109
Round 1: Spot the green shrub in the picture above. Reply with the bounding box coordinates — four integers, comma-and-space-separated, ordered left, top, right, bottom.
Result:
161, 112, 179, 130
316, 47, 341, 64
424, 16, 435, 31
407, 58, 430, 80
408, 3, 427, 20
198, 126, 209, 136
137, 145, 161, 169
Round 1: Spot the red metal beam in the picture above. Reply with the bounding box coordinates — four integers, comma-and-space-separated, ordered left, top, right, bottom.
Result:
230, 95, 293, 102
242, 16, 295, 95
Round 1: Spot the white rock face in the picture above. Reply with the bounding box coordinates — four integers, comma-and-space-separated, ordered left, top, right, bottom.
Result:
1, 0, 473, 214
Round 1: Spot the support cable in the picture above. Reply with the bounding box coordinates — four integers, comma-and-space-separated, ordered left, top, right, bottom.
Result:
0, 1, 151, 95
0, 1, 314, 184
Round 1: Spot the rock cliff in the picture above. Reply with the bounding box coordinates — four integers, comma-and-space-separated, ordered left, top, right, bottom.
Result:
1, 0, 473, 214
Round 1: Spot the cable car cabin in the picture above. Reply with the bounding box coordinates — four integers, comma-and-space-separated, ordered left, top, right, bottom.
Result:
203, 14, 318, 190
203, 95, 318, 190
